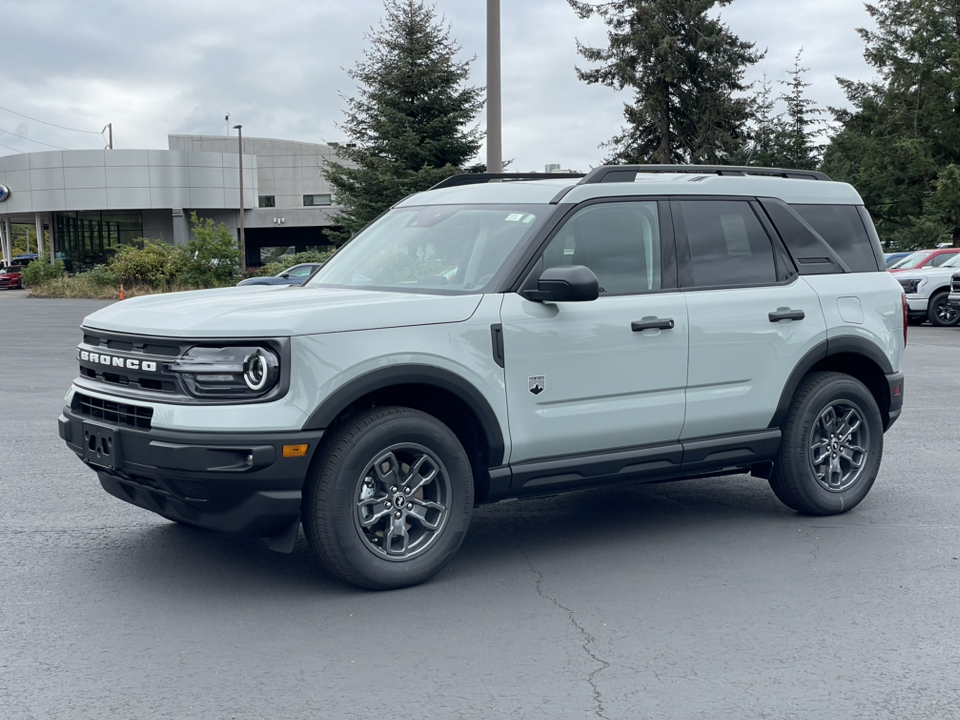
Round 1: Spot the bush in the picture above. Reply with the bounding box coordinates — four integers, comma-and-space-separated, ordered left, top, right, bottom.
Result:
21, 254, 66, 287
181, 212, 241, 286
110, 241, 187, 289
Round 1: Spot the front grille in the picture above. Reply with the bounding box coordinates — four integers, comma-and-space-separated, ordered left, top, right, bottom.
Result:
72, 392, 153, 430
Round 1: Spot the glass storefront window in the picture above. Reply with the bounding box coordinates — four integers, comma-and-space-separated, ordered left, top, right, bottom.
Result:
54, 210, 143, 271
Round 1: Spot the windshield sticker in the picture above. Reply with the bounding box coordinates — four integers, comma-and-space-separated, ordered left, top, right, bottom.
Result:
505, 213, 526, 222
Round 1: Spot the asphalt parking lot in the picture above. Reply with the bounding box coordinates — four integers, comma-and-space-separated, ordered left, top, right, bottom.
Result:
1, 289, 958, 720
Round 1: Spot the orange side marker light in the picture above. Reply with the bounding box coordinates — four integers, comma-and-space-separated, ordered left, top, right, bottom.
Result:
283, 444, 309, 458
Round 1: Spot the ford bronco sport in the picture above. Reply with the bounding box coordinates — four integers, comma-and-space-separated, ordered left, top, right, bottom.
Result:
59, 165, 906, 589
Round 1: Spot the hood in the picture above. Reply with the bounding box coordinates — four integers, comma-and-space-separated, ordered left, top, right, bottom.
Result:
83, 285, 483, 338
892, 265, 960, 281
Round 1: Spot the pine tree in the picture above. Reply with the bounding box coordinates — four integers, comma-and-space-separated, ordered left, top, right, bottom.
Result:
568, 0, 763, 164
324, 0, 484, 239
778, 49, 824, 170
822, 0, 960, 247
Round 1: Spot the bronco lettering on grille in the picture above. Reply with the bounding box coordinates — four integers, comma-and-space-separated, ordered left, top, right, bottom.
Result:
78, 350, 158, 373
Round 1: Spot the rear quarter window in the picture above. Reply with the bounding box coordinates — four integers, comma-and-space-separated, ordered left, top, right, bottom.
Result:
791, 204, 880, 272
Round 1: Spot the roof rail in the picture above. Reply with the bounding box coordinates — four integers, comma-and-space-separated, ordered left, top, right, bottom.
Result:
430, 172, 586, 190
579, 165, 831, 184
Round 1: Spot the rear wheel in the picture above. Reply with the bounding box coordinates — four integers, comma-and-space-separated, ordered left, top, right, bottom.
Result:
928, 290, 960, 327
303, 407, 474, 590
769, 372, 882, 515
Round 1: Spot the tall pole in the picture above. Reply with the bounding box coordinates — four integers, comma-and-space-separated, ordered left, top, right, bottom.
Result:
486, 0, 502, 174
233, 124, 246, 268
108, 123, 113, 150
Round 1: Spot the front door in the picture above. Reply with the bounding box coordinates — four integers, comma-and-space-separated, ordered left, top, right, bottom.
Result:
500, 199, 689, 464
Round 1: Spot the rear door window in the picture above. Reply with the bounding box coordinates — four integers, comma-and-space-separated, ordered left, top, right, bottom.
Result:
676, 200, 778, 287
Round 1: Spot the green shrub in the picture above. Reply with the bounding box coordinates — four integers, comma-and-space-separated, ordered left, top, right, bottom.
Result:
21, 254, 66, 287
110, 241, 187, 288
180, 212, 241, 286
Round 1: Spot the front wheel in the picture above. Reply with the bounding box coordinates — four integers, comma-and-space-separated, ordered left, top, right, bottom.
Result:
303, 407, 474, 590
928, 291, 960, 327
769, 372, 883, 515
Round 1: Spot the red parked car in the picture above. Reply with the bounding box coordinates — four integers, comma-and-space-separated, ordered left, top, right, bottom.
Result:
0, 265, 25, 290
889, 248, 960, 273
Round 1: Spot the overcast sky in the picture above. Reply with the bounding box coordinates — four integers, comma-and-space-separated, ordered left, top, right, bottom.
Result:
0, 0, 877, 171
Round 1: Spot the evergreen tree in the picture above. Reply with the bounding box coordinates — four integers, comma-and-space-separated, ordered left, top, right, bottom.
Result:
778, 49, 824, 170
568, 0, 763, 164
821, 0, 960, 247
324, 0, 484, 239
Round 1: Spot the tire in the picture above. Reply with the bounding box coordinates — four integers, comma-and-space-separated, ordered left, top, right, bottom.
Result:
303, 407, 474, 590
769, 372, 883, 516
927, 290, 960, 327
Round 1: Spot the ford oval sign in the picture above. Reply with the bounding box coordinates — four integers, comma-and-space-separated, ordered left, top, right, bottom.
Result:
0, 184, 9, 202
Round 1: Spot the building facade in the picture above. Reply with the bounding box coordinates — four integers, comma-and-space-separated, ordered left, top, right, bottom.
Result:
0, 135, 346, 270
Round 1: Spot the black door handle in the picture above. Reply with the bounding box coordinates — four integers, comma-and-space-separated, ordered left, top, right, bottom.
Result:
632, 318, 675, 332
769, 309, 805, 322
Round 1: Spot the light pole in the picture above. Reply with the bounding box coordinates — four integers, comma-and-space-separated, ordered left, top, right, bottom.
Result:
233, 124, 246, 268
487, 0, 502, 174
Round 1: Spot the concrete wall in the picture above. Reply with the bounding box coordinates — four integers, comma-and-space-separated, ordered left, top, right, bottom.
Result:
168, 135, 347, 214
141, 209, 174, 243
0, 149, 257, 215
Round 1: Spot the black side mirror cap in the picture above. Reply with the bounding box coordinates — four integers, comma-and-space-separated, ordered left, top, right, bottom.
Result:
522, 265, 599, 302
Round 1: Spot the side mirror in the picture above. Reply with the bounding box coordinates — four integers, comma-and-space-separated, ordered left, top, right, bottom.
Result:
522, 265, 599, 302
280, 273, 290, 278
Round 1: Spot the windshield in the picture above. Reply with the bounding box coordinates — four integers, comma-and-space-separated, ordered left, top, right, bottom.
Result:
891, 251, 933, 269
308, 204, 547, 294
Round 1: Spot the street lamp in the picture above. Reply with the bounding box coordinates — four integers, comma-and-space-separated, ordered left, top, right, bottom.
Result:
487, 0, 502, 174
233, 124, 246, 268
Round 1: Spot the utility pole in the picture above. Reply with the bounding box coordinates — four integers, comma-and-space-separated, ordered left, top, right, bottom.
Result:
233, 124, 246, 268
487, 0, 502, 174
103, 123, 113, 149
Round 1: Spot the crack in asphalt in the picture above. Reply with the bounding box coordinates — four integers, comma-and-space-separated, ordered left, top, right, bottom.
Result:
517, 544, 611, 720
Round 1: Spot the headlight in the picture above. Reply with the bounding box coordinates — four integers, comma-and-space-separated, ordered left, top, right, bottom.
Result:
169, 346, 280, 398
898, 278, 923, 294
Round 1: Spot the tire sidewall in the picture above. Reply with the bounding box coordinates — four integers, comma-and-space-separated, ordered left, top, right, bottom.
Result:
788, 376, 882, 514
928, 291, 960, 327
314, 410, 473, 589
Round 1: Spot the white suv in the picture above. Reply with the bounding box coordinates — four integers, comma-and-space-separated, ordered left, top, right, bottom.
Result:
894, 253, 960, 326
59, 165, 907, 589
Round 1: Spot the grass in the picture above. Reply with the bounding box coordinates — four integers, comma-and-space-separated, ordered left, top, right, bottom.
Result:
27, 275, 230, 299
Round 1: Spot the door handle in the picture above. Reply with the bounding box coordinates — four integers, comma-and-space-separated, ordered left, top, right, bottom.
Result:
631, 318, 675, 332
768, 309, 805, 322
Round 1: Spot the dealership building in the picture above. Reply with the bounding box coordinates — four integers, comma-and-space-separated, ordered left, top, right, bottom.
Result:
0, 134, 347, 270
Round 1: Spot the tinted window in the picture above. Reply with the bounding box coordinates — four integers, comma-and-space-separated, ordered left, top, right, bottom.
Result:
543, 202, 661, 294
792, 204, 879, 272
929, 252, 958, 267
679, 200, 777, 287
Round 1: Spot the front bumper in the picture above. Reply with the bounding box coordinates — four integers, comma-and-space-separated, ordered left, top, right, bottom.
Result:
948, 292, 960, 309
905, 295, 928, 317
59, 406, 324, 537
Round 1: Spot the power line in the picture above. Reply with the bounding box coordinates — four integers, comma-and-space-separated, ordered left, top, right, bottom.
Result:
0, 141, 24, 154
0, 128, 70, 150
0, 104, 103, 134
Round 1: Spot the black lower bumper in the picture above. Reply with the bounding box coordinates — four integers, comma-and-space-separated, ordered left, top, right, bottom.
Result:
59, 407, 324, 537
885, 371, 904, 430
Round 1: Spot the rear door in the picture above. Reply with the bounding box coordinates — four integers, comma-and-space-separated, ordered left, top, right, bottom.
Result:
674, 198, 827, 439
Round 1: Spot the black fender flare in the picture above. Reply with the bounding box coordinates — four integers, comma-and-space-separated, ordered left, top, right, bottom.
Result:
301, 364, 506, 466
768, 336, 894, 429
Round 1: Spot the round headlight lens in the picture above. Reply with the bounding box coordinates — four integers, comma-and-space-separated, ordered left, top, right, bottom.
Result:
243, 349, 278, 391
